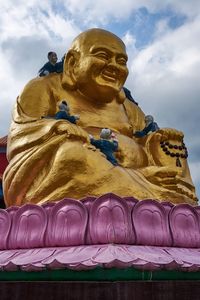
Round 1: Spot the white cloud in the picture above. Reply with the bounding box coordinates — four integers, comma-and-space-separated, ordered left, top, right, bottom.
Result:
0, 0, 81, 136
153, 18, 171, 39
166, 0, 200, 18
0, 1, 80, 43
63, 0, 200, 25
122, 31, 138, 67
130, 15, 200, 112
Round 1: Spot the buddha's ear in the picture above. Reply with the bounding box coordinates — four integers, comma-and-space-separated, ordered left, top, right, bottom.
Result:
62, 50, 80, 89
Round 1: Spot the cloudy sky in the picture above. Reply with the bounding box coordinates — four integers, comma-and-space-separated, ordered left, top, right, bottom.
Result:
0, 0, 200, 197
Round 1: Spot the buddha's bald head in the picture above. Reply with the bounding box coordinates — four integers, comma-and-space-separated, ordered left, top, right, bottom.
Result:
64, 28, 128, 103
70, 28, 127, 54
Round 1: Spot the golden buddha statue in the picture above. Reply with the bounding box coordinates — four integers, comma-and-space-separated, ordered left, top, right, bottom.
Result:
3, 28, 197, 206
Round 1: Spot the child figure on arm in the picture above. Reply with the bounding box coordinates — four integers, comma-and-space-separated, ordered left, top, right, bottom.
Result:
134, 115, 159, 138
89, 128, 119, 166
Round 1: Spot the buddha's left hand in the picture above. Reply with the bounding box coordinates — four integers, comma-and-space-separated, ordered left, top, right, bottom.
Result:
142, 128, 188, 173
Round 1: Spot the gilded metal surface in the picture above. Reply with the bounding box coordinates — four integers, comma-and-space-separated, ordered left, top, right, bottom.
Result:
3, 29, 197, 206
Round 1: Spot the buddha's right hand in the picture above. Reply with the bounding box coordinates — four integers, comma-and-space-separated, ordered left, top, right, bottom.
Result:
54, 121, 89, 143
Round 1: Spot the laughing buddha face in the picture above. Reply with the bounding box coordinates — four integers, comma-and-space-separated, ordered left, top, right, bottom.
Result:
69, 29, 129, 103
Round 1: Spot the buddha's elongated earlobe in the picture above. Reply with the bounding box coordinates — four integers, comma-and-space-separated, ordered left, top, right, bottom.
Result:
61, 50, 80, 90
116, 88, 126, 104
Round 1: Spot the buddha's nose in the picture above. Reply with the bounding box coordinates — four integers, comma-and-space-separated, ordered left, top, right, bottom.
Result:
107, 58, 120, 72
108, 57, 117, 66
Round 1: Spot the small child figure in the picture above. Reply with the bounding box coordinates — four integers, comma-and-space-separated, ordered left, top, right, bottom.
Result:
90, 128, 118, 166
134, 115, 159, 138
55, 100, 80, 124
38, 52, 64, 77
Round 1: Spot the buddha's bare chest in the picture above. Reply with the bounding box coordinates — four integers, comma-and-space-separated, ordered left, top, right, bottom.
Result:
55, 91, 132, 136
76, 107, 132, 136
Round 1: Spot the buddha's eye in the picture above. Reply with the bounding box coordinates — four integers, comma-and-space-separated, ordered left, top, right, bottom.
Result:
95, 52, 109, 60
117, 57, 127, 66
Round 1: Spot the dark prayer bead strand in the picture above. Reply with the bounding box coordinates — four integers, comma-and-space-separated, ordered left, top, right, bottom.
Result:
160, 141, 188, 167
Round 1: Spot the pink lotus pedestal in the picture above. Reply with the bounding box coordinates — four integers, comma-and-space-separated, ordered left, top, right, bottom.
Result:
1, 193, 200, 272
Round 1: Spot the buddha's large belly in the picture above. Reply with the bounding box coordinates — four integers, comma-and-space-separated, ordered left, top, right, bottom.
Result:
116, 134, 148, 168
83, 126, 148, 169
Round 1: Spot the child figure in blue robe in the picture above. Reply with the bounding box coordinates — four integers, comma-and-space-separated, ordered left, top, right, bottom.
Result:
90, 128, 118, 166
134, 115, 159, 138
38, 52, 64, 77
55, 101, 80, 124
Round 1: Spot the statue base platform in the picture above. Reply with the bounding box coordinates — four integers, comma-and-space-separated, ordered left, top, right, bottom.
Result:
1, 193, 200, 299
1, 275, 200, 300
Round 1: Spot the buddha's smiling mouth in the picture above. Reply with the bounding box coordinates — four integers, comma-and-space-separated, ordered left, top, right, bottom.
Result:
101, 70, 117, 82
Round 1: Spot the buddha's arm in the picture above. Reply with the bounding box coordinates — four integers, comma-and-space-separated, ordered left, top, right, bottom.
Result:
123, 99, 196, 197
138, 128, 188, 168
135, 128, 196, 199
123, 99, 145, 132
8, 79, 89, 160
124, 99, 190, 173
